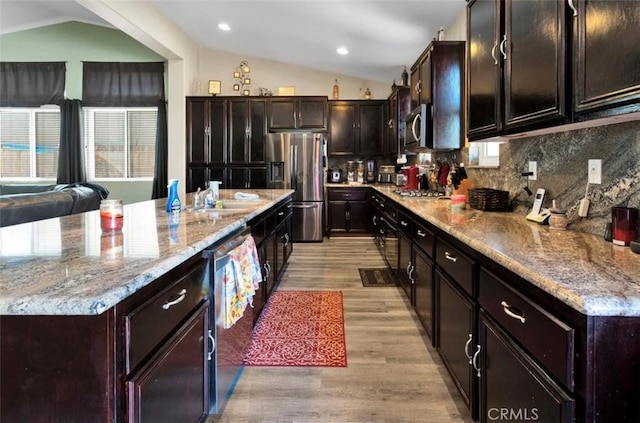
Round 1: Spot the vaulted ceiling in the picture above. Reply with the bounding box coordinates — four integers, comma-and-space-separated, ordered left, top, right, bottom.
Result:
0, 0, 466, 83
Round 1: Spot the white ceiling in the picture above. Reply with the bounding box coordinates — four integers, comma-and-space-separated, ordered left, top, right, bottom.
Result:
0, 0, 467, 83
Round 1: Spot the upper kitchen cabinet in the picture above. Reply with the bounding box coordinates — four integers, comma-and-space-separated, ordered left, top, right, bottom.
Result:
467, 0, 570, 140
573, 0, 640, 120
327, 100, 388, 156
408, 41, 465, 150
268, 96, 328, 131
388, 86, 411, 155
228, 98, 267, 165
186, 98, 227, 192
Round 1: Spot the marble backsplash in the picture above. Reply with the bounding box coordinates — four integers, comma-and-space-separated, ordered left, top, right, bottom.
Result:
463, 119, 640, 237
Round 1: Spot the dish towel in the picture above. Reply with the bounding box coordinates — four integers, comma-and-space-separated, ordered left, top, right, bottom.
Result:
235, 192, 260, 201
218, 235, 263, 329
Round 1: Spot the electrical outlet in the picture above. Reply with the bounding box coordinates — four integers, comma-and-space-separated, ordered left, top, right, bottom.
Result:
528, 161, 537, 181
588, 159, 602, 184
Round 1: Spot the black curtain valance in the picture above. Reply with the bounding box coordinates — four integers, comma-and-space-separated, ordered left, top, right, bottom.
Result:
82, 62, 165, 107
0, 62, 66, 107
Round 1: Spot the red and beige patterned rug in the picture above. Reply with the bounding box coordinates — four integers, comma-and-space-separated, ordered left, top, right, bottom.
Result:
243, 291, 347, 367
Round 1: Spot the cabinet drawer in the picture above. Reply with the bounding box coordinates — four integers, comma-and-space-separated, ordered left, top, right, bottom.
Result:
398, 210, 412, 236
125, 258, 208, 373
413, 220, 434, 258
327, 188, 368, 201
479, 268, 574, 389
275, 201, 292, 225
435, 238, 475, 296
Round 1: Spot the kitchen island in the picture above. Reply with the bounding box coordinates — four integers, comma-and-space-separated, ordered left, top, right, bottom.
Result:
0, 189, 293, 422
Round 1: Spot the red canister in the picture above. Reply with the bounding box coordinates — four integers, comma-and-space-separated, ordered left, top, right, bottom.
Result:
612, 206, 638, 246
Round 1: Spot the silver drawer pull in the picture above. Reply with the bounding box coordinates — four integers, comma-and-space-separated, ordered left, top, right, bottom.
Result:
472, 345, 481, 378
417, 230, 427, 237
207, 329, 215, 361
278, 211, 284, 216
501, 301, 526, 323
444, 251, 457, 262
401, 220, 409, 227
464, 333, 473, 363
162, 288, 187, 310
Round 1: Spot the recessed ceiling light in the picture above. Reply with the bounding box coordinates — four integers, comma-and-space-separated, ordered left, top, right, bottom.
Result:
336, 46, 349, 55
218, 23, 231, 31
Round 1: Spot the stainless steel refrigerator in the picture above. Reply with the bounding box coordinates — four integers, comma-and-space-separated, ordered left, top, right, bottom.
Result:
266, 133, 324, 242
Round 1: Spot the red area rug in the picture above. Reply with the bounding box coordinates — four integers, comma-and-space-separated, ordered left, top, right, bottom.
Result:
243, 291, 347, 367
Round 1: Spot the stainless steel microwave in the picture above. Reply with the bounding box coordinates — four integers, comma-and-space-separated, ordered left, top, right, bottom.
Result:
404, 103, 432, 150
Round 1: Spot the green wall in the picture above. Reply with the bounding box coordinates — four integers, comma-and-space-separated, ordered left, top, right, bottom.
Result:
0, 21, 165, 99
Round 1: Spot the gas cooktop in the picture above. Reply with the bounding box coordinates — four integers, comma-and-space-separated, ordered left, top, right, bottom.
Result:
392, 189, 450, 199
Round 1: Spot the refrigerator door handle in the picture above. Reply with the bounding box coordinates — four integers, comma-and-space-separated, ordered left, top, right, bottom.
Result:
290, 144, 298, 190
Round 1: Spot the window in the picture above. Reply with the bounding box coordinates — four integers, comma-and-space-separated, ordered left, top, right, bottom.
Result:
84, 107, 157, 180
0, 107, 60, 180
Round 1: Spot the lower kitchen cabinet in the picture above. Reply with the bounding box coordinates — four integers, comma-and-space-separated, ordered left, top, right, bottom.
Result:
326, 187, 369, 236
478, 310, 575, 423
127, 304, 209, 423
436, 269, 477, 417
398, 231, 413, 303
413, 246, 434, 339
228, 167, 266, 189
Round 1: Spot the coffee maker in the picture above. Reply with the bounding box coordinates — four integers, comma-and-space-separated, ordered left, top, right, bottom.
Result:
366, 159, 376, 183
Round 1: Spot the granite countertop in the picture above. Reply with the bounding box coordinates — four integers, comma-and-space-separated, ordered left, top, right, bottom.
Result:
371, 185, 640, 317
0, 189, 293, 316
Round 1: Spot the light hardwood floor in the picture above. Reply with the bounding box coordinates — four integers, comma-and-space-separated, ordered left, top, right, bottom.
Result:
207, 237, 474, 423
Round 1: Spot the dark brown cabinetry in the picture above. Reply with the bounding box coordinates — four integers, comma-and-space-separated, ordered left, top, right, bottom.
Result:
573, 0, 640, 119
186, 97, 267, 191
408, 41, 465, 150
387, 86, 411, 155
268, 96, 327, 131
397, 211, 414, 303
326, 187, 369, 236
412, 220, 435, 340
327, 100, 388, 156
466, 0, 569, 140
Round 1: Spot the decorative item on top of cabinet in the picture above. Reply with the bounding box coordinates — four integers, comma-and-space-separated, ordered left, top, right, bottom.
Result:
466, 0, 570, 140
327, 100, 388, 156
268, 96, 327, 131
573, 0, 640, 120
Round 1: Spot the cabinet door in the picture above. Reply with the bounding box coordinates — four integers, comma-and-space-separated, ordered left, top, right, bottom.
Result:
357, 102, 387, 156
248, 100, 267, 164
253, 243, 267, 325
249, 167, 267, 189
186, 98, 208, 166
264, 232, 277, 297
328, 102, 357, 155
413, 247, 434, 340
388, 90, 398, 154
229, 100, 249, 164
467, 0, 503, 139
268, 98, 296, 130
410, 65, 420, 110
504, 0, 568, 130
127, 305, 208, 423
298, 97, 327, 129
574, 0, 640, 117
419, 51, 432, 105
347, 201, 368, 233
479, 312, 575, 423
436, 270, 475, 414
398, 232, 413, 304
187, 166, 226, 192
209, 100, 226, 164
327, 201, 348, 234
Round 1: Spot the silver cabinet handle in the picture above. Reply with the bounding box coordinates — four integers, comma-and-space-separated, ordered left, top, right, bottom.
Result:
265, 261, 271, 276
417, 229, 427, 237
501, 301, 526, 323
472, 345, 481, 378
464, 333, 473, 363
278, 211, 285, 216
408, 265, 415, 283
400, 220, 409, 227
406, 262, 412, 275
162, 288, 186, 310
568, 0, 578, 17
388, 119, 394, 128
500, 34, 507, 60
207, 329, 215, 361
444, 251, 457, 262
491, 41, 499, 65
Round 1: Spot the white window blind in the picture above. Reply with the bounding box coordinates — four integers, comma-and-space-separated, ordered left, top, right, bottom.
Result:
85, 107, 157, 180
0, 108, 60, 179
